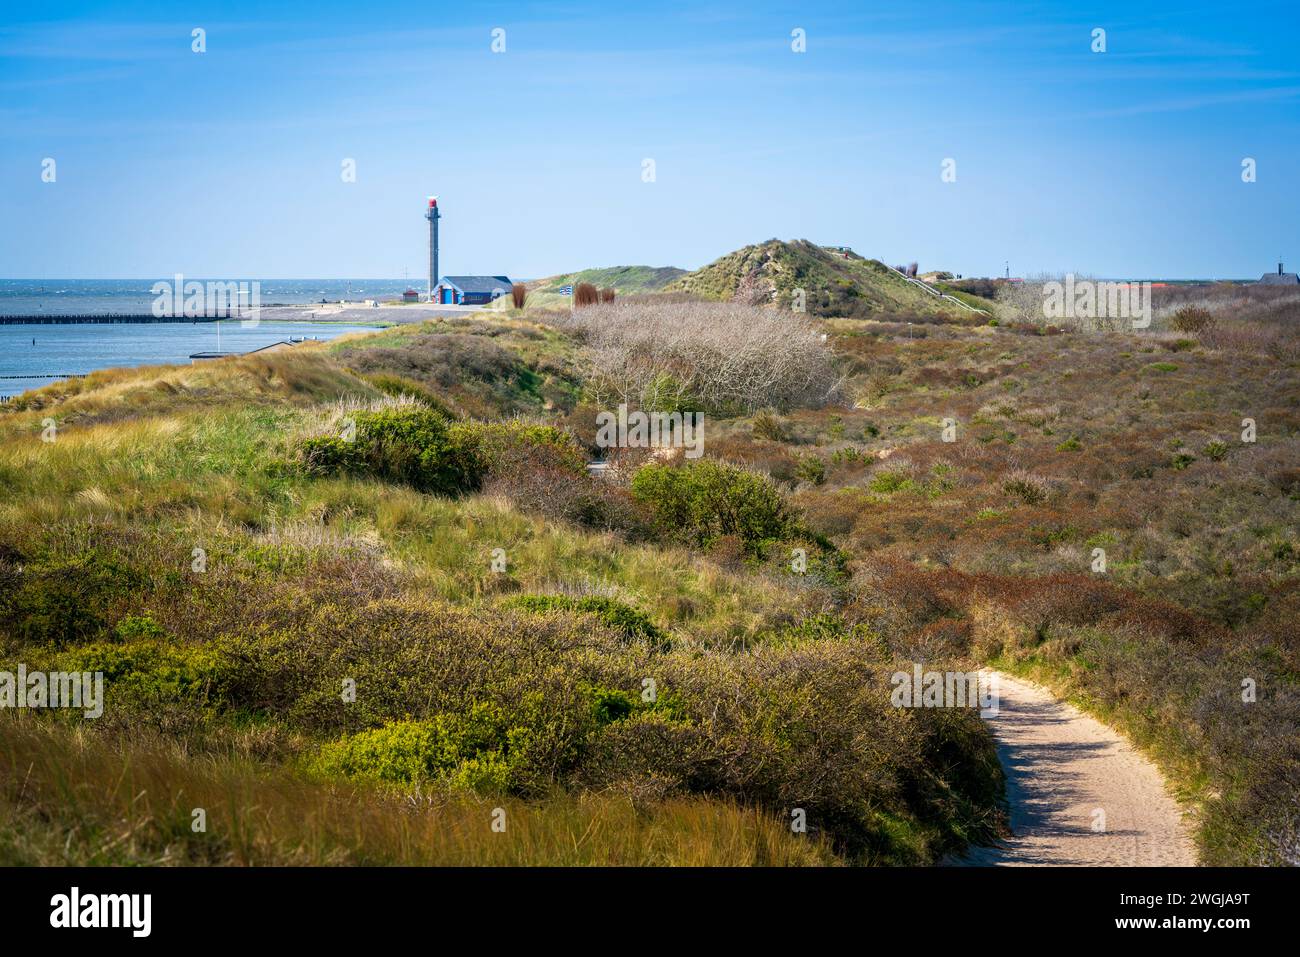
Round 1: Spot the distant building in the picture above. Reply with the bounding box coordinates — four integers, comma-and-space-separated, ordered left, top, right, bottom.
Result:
1257, 261, 1299, 285
435, 276, 513, 305
402, 288, 420, 302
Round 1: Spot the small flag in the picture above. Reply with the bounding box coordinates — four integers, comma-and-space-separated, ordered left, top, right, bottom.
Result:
558, 285, 573, 296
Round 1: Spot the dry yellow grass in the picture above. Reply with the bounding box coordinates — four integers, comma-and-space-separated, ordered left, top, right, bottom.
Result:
0, 718, 836, 866
0, 348, 377, 433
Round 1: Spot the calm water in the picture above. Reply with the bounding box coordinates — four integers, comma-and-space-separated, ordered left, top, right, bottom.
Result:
0, 321, 376, 398
0, 279, 415, 316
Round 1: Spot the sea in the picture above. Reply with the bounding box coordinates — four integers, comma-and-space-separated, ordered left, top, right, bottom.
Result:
0, 279, 415, 317
0, 279, 410, 399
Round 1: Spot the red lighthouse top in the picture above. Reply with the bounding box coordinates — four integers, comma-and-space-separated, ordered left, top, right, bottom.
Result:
428, 197, 438, 208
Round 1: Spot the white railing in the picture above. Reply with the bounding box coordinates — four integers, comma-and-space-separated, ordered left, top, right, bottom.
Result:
882, 262, 990, 315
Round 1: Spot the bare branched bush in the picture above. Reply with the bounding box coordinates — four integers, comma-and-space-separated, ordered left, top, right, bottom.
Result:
995, 273, 1147, 333
554, 301, 842, 413
1151, 284, 1300, 357
574, 283, 599, 308
1199, 320, 1300, 360
1170, 305, 1215, 334
995, 277, 1049, 324
511, 283, 527, 309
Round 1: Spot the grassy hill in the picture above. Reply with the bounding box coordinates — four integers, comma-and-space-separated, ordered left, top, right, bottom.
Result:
537, 265, 685, 294
510, 265, 686, 312
667, 239, 978, 319
501, 245, 1001, 321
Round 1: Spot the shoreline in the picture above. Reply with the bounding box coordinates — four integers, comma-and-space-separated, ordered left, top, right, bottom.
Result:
0, 302, 487, 325
0, 317, 391, 400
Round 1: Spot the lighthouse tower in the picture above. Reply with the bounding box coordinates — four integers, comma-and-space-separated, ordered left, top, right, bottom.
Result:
425, 196, 440, 302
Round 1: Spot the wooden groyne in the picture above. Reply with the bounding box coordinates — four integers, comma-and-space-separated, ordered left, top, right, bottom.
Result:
0, 315, 234, 325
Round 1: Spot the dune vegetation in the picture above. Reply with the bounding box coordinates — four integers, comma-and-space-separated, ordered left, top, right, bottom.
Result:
0, 308, 1003, 867
1, 280, 1296, 866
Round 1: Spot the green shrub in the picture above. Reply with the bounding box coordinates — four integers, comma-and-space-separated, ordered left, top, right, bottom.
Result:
795, 455, 827, 485
1055, 435, 1082, 452
768, 613, 880, 646
869, 470, 915, 495
299, 405, 486, 496
298, 434, 364, 476
506, 595, 669, 647
465, 421, 586, 474
830, 447, 869, 466
1202, 440, 1229, 462
1146, 361, 1179, 373
751, 411, 790, 442
630, 460, 793, 555
311, 719, 456, 785
588, 686, 637, 726
113, 614, 168, 642
2, 555, 146, 647
444, 751, 512, 792
309, 705, 514, 790
61, 641, 231, 705
1169, 452, 1196, 470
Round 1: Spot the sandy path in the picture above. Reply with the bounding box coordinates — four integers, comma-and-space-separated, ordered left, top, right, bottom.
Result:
958, 671, 1196, 866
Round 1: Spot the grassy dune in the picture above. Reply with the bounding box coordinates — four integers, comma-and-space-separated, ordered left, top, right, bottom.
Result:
666, 239, 972, 319
3, 292, 1295, 865
0, 312, 1004, 866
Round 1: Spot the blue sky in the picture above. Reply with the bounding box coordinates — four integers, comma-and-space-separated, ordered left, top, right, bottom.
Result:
1, 1, 1297, 279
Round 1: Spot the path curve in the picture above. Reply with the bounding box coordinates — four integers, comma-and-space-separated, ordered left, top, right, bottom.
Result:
959, 671, 1196, 866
